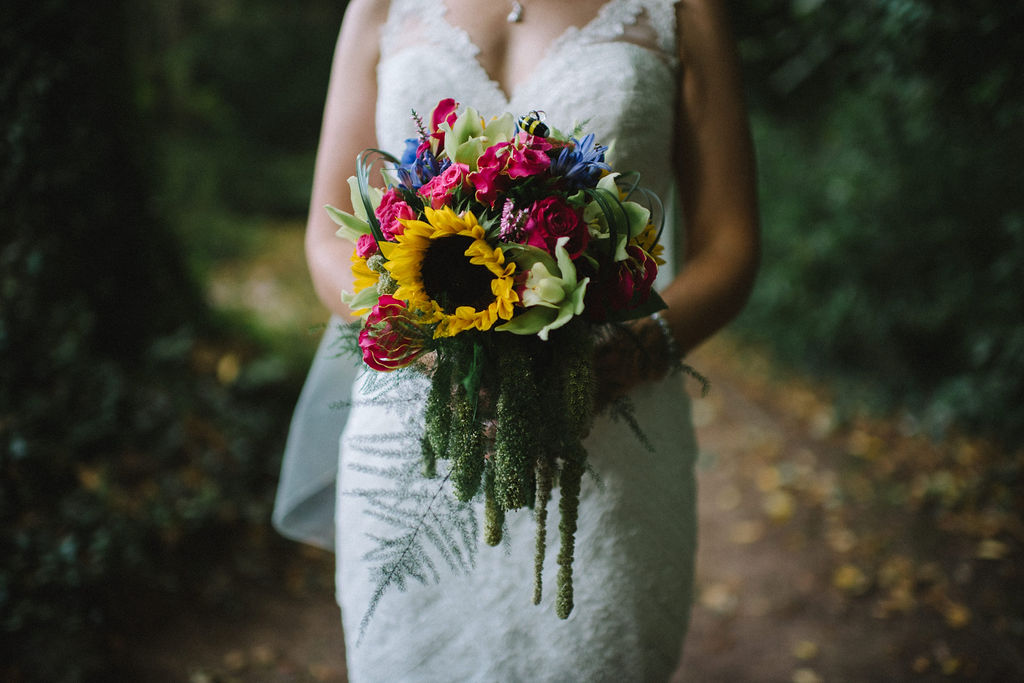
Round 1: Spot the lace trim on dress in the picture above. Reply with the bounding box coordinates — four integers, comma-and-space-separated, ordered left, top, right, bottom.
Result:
380, 0, 679, 73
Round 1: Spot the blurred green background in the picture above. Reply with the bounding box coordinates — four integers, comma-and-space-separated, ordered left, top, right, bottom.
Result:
2, 0, 1022, 679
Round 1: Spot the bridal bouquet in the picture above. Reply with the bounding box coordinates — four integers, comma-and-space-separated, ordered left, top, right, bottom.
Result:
332, 99, 668, 621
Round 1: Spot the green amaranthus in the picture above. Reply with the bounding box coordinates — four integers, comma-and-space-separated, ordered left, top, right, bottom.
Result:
422, 318, 596, 618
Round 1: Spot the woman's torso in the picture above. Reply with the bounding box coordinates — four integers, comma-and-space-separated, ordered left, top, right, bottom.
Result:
375, 0, 682, 218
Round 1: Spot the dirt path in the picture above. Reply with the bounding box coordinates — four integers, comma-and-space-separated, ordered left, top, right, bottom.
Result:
125, 225, 1019, 681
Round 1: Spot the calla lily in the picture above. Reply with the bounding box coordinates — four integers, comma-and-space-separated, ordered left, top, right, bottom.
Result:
442, 108, 516, 169
498, 237, 589, 340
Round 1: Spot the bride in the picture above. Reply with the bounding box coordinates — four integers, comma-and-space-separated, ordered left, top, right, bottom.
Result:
275, 0, 758, 680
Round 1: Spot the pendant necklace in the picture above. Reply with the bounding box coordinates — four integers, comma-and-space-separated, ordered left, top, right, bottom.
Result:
507, 1, 524, 23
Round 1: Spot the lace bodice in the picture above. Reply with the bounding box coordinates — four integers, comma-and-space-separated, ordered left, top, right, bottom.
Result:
376, 0, 683, 278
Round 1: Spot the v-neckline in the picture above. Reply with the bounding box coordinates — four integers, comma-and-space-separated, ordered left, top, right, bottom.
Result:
436, 0, 624, 104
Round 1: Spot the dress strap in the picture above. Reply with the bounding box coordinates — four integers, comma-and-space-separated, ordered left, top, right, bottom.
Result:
582, 0, 679, 66
379, 0, 480, 65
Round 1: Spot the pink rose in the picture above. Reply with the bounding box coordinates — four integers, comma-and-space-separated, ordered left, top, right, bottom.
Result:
358, 295, 425, 371
419, 163, 470, 209
375, 188, 416, 240
506, 139, 551, 178
523, 197, 588, 258
356, 233, 378, 258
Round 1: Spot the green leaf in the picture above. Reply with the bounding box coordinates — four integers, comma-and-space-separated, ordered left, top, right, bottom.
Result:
496, 307, 558, 336
342, 286, 381, 312
605, 289, 668, 322
326, 204, 372, 242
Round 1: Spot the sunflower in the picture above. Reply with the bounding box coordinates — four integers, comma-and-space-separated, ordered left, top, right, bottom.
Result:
380, 206, 518, 338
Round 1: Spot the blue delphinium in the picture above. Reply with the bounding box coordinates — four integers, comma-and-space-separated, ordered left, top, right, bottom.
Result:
550, 133, 610, 190
396, 137, 448, 189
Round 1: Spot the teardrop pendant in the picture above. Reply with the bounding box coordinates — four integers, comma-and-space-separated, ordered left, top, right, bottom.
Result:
507, 1, 523, 23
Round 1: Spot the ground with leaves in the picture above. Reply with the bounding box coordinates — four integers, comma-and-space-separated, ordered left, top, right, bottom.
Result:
123, 225, 1022, 682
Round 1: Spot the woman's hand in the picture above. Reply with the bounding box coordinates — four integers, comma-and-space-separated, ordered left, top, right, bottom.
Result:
591, 317, 673, 413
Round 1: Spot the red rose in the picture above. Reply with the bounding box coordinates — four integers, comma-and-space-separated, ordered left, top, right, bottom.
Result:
523, 196, 589, 258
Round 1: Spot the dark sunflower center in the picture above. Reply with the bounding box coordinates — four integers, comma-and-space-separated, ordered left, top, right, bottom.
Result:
420, 235, 495, 314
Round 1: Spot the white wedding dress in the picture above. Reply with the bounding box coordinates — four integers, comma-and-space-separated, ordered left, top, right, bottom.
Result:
274, 1, 698, 680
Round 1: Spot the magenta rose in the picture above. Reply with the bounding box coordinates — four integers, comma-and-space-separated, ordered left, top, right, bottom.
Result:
356, 233, 378, 258
375, 188, 416, 240
358, 295, 425, 371
419, 162, 470, 209
523, 196, 589, 258
506, 136, 551, 178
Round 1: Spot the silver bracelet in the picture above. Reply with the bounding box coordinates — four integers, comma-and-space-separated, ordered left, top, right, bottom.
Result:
650, 311, 683, 374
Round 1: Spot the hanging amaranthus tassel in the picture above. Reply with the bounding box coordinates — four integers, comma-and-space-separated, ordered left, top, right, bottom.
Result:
421, 352, 454, 478
449, 383, 485, 501
554, 321, 595, 618
556, 446, 585, 619
493, 342, 541, 510
532, 456, 553, 604
483, 459, 504, 546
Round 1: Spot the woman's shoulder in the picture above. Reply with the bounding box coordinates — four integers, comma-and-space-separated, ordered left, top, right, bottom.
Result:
675, 0, 739, 66
341, 0, 391, 31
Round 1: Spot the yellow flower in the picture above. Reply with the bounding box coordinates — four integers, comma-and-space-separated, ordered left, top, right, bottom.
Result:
379, 207, 518, 338
632, 223, 666, 266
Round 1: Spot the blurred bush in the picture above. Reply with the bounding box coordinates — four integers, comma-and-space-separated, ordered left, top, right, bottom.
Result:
130, 0, 345, 245
1, 1, 314, 678
730, 0, 1024, 442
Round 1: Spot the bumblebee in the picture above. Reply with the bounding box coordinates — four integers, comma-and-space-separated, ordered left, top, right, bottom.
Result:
518, 110, 549, 137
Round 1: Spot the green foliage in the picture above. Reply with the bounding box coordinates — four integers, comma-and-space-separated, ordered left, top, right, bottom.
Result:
343, 374, 479, 642
1, 1, 305, 678
131, 0, 346, 249
729, 0, 1024, 441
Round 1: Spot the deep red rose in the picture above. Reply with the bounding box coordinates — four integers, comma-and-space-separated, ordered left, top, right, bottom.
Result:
523, 196, 589, 258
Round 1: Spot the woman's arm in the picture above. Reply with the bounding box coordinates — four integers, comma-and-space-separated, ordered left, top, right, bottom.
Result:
593, 0, 759, 405
660, 0, 760, 352
305, 0, 388, 319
